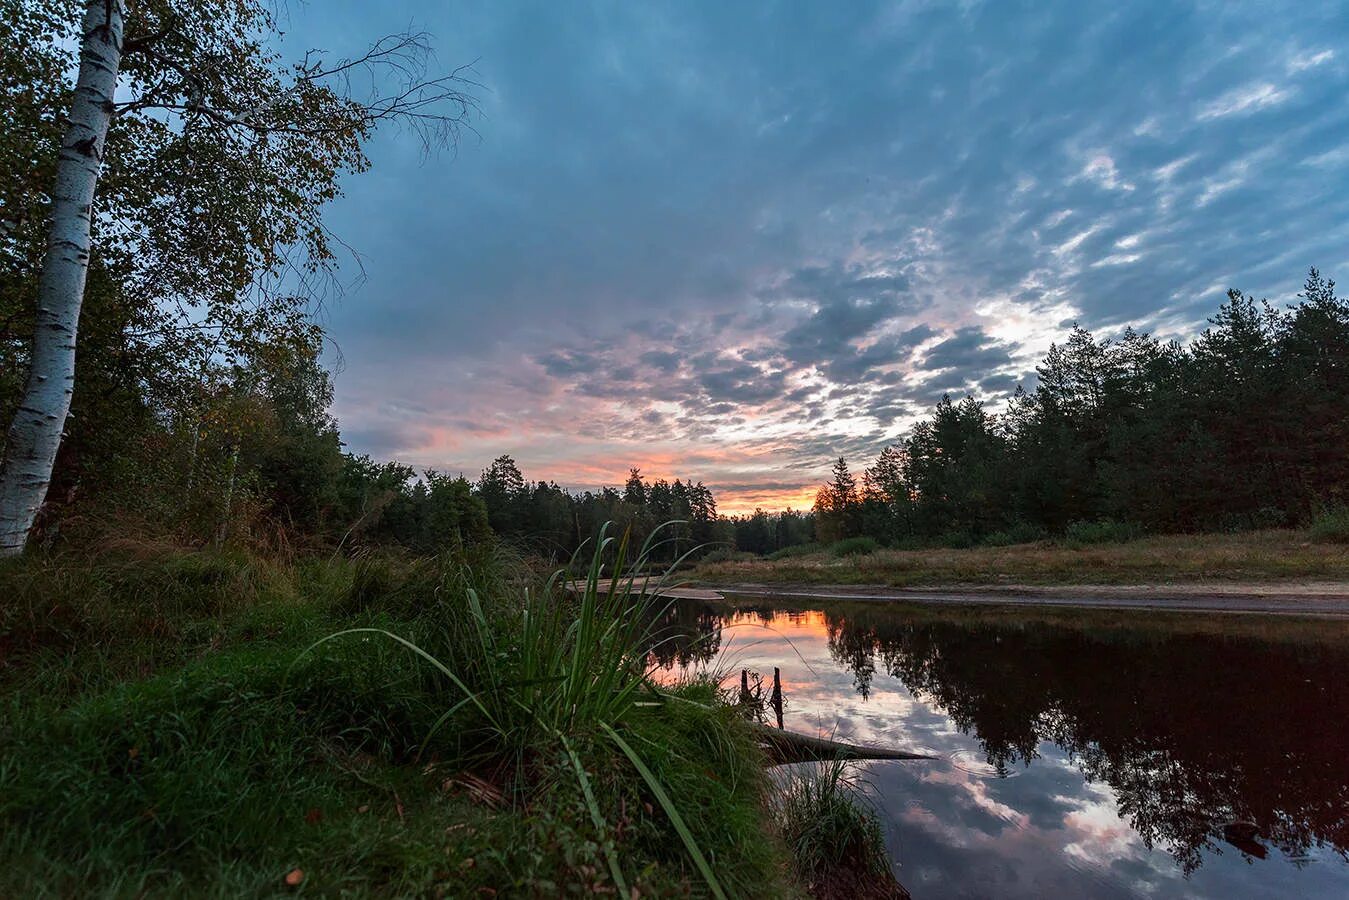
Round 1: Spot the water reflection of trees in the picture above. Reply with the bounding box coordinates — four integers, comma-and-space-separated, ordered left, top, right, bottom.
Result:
643, 600, 725, 669
816, 606, 1349, 874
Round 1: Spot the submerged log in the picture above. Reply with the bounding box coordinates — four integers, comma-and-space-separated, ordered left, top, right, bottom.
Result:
752, 724, 935, 765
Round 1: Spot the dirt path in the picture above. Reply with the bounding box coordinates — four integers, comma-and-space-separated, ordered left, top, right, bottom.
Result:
702, 581, 1349, 617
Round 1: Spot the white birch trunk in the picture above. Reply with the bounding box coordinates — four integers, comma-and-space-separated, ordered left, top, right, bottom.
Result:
0, 1, 126, 556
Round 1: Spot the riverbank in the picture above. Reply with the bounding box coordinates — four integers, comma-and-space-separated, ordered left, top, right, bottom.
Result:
693, 528, 1349, 594
0, 540, 897, 898
706, 582, 1349, 617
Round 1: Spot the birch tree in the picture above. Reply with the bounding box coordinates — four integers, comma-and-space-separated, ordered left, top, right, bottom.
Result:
0, 0, 477, 555
0, 1, 125, 555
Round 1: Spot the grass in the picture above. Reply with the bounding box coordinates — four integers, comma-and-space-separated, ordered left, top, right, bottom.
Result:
0, 530, 817, 898
774, 758, 906, 900
694, 528, 1349, 588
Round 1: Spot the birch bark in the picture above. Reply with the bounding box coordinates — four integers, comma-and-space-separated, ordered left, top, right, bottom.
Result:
0, 1, 126, 556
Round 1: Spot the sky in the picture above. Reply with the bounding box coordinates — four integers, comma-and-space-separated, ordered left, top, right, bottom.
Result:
288, 0, 1349, 515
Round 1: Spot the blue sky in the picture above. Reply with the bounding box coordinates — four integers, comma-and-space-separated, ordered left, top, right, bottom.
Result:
290, 0, 1349, 512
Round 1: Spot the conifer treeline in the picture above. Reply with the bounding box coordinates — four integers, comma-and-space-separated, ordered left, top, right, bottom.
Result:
302, 456, 728, 559
467, 458, 728, 559
811, 269, 1348, 546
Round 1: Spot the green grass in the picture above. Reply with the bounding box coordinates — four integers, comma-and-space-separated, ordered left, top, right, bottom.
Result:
0, 532, 808, 898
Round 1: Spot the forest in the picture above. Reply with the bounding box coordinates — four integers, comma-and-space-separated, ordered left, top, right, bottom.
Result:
806, 270, 1349, 551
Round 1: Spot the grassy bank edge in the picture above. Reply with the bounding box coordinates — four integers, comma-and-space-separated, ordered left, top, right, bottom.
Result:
692, 528, 1349, 590
0, 540, 900, 898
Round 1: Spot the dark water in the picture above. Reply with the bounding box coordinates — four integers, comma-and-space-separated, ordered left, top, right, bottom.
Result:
651, 599, 1349, 898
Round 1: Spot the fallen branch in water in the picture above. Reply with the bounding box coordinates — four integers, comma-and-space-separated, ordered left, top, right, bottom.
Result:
751, 724, 936, 765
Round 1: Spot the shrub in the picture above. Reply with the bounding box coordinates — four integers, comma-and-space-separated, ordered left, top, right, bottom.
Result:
830, 536, 880, 557
1062, 519, 1143, 547
766, 543, 822, 560
1310, 507, 1349, 544
982, 522, 1048, 547
700, 547, 757, 564
937, 531, 976, 549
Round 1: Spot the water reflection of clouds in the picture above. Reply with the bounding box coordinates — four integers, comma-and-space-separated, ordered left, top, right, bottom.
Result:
660, 606, 1349, 899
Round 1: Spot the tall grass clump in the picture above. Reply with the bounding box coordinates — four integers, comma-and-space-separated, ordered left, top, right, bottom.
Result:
1310, 506, 1349, 544
775, 757, 904, 899
830, 536, 880, 557
304, 522, 743, 897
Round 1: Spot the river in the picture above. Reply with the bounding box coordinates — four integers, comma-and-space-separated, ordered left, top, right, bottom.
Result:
651, 596, 1349, 898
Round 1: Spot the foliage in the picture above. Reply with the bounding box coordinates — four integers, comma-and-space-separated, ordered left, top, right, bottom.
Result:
831, 536, 880, 557
815, 458, 860, 544
0, 0, 477, 551
981, 523, 1048, 547
767, 542, 823, 560
1062, 519, 1144, 547
701, 547, 758, 564
1309, 507, 1349, 544
727, 507, 816, 556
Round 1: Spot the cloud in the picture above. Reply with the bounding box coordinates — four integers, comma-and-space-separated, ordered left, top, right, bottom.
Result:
1197, 82, 1292, 120
920, 327, 1016, 377
1287, 48, 1334, 73
278, 0, 1349, 513
1079, 153, 1135, 192
823, 324, 937, 383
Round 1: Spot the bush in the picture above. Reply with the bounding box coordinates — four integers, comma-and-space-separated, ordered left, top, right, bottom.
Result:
1310, 507, 1349, 544
937, 531, 976, 549
1062, 519, 1143, 547
766, 543, 822, 560
982, 522, 1048, 547
700, 547, 757, 564
830, 536, 880, 557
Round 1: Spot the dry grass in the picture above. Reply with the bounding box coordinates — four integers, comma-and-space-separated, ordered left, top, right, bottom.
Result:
694, 529, 1349, 588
